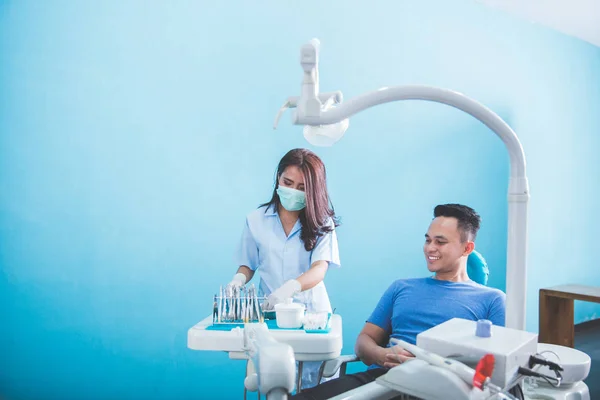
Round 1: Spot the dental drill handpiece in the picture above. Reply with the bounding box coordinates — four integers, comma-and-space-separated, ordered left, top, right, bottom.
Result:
389, 338, 477, 387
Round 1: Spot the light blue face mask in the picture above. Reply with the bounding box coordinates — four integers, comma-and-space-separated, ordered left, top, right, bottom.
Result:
276, 186, 306, 211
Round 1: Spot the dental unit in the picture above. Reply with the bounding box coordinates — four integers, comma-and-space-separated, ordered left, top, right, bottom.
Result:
187, 39, 592, 399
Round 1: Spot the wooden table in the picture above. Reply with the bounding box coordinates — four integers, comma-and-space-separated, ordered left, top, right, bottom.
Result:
539, 284, 600, 348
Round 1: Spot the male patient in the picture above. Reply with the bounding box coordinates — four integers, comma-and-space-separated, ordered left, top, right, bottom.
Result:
292, 204, 506, 399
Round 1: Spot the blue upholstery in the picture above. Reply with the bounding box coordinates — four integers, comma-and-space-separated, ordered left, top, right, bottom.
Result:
467, 250, 489, 286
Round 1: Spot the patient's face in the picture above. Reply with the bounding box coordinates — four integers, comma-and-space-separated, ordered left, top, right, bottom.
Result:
423, 217, 468, 273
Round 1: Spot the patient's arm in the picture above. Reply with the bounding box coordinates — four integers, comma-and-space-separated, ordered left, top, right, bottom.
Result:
355, 322, 393, 367
355, 323, 415, 368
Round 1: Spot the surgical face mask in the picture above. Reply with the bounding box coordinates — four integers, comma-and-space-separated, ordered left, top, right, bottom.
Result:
276, 186, 306, 211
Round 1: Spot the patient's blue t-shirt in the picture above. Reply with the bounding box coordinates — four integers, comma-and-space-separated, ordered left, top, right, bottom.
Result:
367, 277, 506, 348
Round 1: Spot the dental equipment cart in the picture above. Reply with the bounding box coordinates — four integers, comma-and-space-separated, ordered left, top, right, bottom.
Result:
187, 313, 343, 398
187, 284, 343, 398
188, 313, 342, 359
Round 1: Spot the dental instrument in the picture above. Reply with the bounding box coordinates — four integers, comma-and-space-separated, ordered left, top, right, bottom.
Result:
274, 38, 530, 331
218, 285, 223, 322
388, 338, 502, 393
212, 284, 266, 325
212, 294, 218, 323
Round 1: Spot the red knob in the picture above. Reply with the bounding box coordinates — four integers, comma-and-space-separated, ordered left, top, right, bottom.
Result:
473, 354, 495, 390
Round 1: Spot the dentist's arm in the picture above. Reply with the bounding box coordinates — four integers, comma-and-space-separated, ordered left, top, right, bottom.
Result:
295, 223, 339, 292
296, 260, 328, 291
229, 266, 255, 287
233, 217, 258, 287
263, 261, 328, 310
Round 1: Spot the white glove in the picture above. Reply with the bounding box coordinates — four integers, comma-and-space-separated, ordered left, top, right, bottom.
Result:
229, 273, 247, 288
263, 279, 302, 310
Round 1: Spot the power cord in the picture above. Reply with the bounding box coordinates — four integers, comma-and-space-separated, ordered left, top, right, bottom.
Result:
518, 366, 562, 388
524, 353, 563, 388
528, 355, 564, 372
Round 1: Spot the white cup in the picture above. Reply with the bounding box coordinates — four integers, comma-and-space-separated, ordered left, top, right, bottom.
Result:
274, 298, 306, 329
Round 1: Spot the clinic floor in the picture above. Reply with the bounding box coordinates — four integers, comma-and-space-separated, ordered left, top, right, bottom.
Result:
575, 319, 600, 398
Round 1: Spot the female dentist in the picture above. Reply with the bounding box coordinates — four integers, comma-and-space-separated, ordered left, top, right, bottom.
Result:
228, 148, 341, 389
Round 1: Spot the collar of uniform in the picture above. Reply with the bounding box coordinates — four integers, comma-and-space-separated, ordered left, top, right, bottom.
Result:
265, 204, 301, 238
264, 204, 278, 216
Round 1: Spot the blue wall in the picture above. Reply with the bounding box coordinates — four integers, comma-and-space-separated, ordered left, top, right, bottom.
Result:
1, 0, 599, 399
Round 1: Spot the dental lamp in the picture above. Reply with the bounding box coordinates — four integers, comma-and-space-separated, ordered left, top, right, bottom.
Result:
274, 39, 530, 331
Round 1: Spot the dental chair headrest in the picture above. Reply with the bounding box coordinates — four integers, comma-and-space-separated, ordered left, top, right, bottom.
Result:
467, 250, 489, 286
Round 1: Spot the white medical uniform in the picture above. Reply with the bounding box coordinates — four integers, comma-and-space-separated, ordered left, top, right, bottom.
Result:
235, 204, 341, 388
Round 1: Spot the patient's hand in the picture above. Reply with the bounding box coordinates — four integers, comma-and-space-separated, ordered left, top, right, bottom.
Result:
383, 346, 415, 369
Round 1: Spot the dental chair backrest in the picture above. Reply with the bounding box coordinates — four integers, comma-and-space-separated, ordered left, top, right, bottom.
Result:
467, 250, 489, 286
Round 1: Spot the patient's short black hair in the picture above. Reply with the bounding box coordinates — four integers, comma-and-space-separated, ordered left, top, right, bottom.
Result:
433, 204, 481, 242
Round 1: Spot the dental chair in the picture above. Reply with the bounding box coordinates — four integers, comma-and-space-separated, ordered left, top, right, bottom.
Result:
317, 251, 490, 384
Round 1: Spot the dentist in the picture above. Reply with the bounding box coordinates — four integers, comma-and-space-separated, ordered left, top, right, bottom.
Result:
228, 148, 341, 389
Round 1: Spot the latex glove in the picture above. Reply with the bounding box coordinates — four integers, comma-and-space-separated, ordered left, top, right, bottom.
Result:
228, 272, 247, 288
263, 279, 301, 310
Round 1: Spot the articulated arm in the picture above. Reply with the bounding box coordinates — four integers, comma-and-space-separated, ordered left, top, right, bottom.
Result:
274, 38, 530, 330
243, 323, 296, 400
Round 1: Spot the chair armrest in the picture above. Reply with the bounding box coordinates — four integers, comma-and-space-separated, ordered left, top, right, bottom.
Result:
319, 354, 360, 379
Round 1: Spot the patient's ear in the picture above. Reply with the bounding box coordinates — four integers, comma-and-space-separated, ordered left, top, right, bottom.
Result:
463, 241, 475, 256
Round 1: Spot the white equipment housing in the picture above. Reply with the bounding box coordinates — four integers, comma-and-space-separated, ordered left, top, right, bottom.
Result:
417, 318, 538, 388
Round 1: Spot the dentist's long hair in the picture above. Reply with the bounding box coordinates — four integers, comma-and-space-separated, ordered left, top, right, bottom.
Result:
261, 148, 340, 251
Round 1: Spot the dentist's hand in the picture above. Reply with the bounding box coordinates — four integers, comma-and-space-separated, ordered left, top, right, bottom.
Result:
263, 279, 301, 310
228, 272, 247, 289
383, 346, 415, 369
